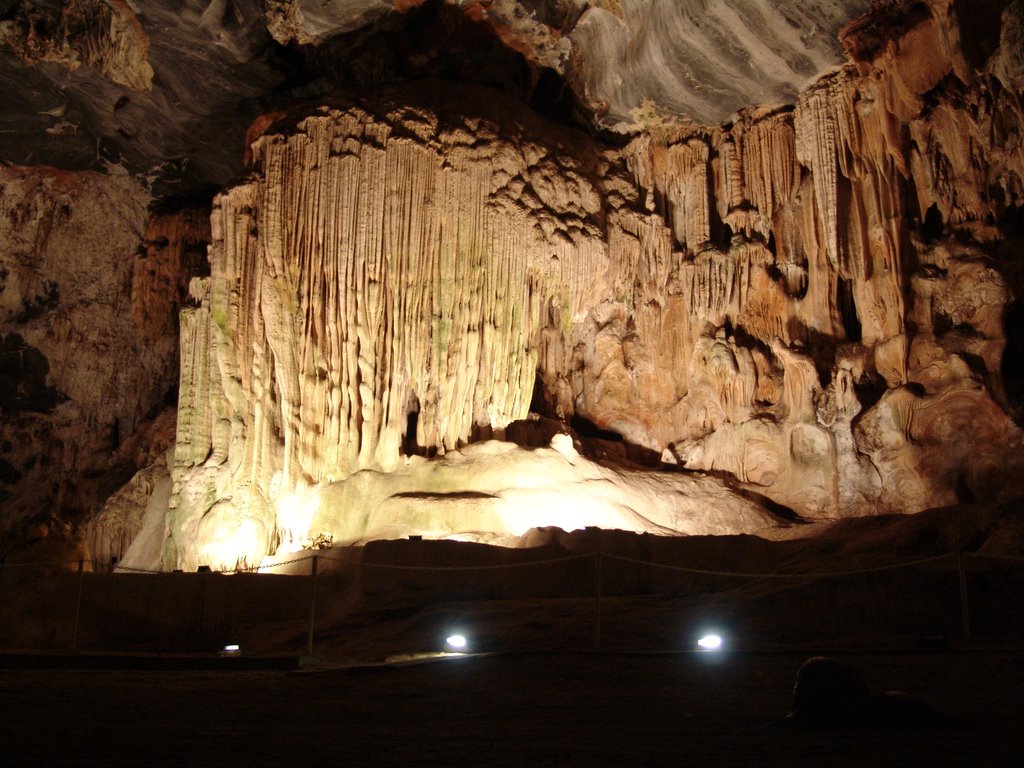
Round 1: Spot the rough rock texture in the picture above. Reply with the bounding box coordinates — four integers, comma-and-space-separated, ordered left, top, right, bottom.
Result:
167, 82, 795, 568
0, 0, 869, 193
160, 0, 1024, 570
3, 1, 1023, 572
0, 0, 282, 191
87, 446, 173, 570
131, 207, 211, 341
262, 0, 869, 128
0, 167, 176, 531
264, 0, 395, 45
0, 0, 154, 90
597, 0, 1024, 517
568, 0, 871, 129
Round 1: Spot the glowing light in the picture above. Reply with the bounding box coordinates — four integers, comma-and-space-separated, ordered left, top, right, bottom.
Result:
444, 634, 468, 653
275, 486, 322, 554
220, 644, 241, 657
197, 508, 270, 571
697, 634, 723, 651
496, 488, 624, 537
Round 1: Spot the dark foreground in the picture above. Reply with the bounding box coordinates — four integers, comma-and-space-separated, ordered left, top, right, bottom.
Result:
1, 651, 1021, 767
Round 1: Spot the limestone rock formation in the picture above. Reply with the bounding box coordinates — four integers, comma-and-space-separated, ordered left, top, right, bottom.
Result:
131, 207, 212, 342
88, 446, 174, 570
582, 0, 1024, 520
262, 0, 870, 128
174, 437, 781, 573
158, 0, 1024, 570
0, 0, 283, 192
0, 0, 154, 90
171, 83, 763, 568
569, 0, 872, 129
0, 1, 873, 194
0, 166, 176, 530
2, 0, 1023, 573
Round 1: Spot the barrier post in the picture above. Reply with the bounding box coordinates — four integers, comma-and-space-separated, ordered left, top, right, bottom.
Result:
593, 552, 602, 650
307, 555, 319, 657
957, 553, 972, 642
71, 558, 84, 651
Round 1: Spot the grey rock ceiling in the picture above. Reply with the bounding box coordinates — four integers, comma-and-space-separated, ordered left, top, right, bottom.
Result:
0, 0, 870, 194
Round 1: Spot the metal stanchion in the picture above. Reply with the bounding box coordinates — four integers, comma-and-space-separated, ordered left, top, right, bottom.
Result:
307, 556, 319, 657
958, 553, 972, 642
593, 552, 602, 650
71, 559, 85, 651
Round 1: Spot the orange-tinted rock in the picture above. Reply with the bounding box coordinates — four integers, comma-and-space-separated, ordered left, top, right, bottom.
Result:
131, 208, 211, 342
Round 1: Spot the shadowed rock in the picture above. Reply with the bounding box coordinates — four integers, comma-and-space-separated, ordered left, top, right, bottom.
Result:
790, 656, 947, 729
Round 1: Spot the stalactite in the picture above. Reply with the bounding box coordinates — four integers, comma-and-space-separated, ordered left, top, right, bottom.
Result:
173, 91, 624, 559
164, 2, 1024, 567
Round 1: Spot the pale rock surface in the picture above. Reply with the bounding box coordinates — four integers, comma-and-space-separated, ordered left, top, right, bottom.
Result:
569, 0, 870, 129
176, 438, 781, 572
87, 447, 173, 570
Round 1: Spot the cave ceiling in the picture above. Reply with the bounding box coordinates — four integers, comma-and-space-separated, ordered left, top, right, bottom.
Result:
0, 0, 872, 195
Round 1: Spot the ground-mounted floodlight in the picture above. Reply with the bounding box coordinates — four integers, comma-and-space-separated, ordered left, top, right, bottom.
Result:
697, 633, 723, 651
219, 644, 242, 657
444, 634, 468, 654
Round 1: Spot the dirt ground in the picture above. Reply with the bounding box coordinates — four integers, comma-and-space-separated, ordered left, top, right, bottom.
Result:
1, 650, 1022, 767
2, 505, 1023, 766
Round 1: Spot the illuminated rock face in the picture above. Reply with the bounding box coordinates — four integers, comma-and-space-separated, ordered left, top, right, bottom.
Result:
170, 84, 645, 568
165, 0, 1024, 570
228, 438, 782, 571
577, 0, 1024, 521
4, 0, 986, 569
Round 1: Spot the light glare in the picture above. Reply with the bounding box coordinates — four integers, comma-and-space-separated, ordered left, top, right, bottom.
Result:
275, 486, 322, 554
445, 634, 468, 652
697, 634, 723, 651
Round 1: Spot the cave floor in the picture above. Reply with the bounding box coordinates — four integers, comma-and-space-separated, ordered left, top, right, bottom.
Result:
1, 650, 1021, 766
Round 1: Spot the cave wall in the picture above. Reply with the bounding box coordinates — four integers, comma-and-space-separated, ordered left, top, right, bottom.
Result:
587, 0, 1024, 517
0, 167, 177, 531
169, 86, 626, 567
3, 0, 1021, 571
161, 0, 1024, 570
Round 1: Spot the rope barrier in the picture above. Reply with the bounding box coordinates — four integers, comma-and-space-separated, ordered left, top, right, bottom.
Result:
3, 547, 1017, 654
2, 549, 1020, 576
599, 552, 957, 579
0, 560, 85, 569
112, 565, 162, 574
250, 555, 318, 572
966, 552, 1024, 564
306, 553, 354, 565
359, 552, 595, 572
